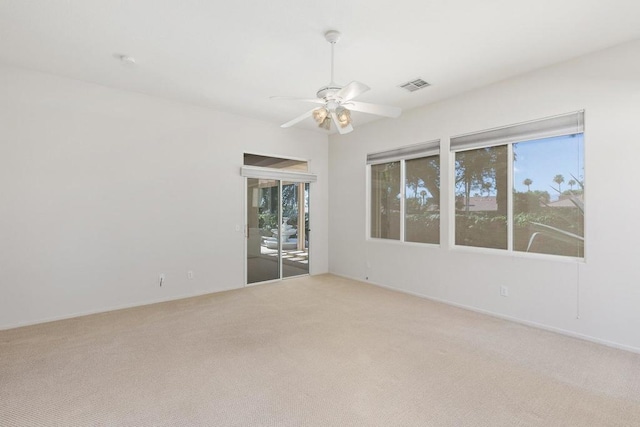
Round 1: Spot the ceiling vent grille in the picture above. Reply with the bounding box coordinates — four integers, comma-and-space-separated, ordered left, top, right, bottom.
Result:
399, 78, 430, 92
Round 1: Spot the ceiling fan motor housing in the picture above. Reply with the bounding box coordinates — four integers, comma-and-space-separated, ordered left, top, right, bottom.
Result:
316, 85, 343, 102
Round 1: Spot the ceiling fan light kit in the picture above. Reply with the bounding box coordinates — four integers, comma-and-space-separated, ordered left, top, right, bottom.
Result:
335, 107, 351, 128
273, 30, 401, 134
312, 107, 328, 123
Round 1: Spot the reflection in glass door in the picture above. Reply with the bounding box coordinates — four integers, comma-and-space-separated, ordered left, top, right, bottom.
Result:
246, 178, 280, 284
282, 182, 309, 278
246, 179, 309, 284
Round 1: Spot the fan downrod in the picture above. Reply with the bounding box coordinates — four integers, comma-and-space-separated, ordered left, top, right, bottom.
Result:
318, 30, 343, 99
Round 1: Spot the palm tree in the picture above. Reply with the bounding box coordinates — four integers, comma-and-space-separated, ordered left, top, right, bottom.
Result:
420, 190, 427, 207
553, 174, 565, 192
455, 146, 507, 213
523, 178, 532, 192
568, 179, 576, 191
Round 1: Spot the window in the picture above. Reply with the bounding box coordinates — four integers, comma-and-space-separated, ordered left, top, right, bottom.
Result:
243, 153, 308, 171
371, 162, 401, 239
455, 145, 508, 249
451, 111, 584, 258
368, 141, 440, 244
405, 156, 440, 244
513, 135, 584, 257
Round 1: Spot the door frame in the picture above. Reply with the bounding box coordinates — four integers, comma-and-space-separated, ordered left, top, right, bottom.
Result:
241, 167, 316, 286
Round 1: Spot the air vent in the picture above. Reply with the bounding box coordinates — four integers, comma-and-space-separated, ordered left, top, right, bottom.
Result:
399, 78, 430, 92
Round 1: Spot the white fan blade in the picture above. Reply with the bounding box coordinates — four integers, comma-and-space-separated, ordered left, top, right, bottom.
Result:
336, 81, 370, 102
345, 101, 401, 118
281, 109, 316, 128
331, 112, 353, 135
270, 96, 325, 104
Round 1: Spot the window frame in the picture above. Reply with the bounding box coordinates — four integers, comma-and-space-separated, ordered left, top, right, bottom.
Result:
449, 111, 585, 261
369, 160, 403, 241
367, 140, 441, 246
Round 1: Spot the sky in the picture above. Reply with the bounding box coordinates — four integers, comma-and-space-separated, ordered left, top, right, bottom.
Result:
513, 134, 584, 200
404, 133, 584, 202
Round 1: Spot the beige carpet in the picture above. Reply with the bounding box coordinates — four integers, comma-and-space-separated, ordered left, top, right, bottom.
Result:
1, 274, 639, 426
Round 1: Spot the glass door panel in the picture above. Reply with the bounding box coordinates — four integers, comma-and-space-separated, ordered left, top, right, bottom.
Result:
246, 178, 280, 284
282, 182, 309, 278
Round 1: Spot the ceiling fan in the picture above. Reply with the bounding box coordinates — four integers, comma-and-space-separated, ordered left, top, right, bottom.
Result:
272, 30, 401, 134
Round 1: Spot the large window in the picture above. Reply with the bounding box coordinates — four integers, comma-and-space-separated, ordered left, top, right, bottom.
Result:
452, 111, 584, 258
368, 141, 440, 244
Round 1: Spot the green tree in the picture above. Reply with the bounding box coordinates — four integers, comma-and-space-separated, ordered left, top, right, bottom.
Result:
553, 174, 565, 192
568, 179, 576, 191
455, 146, 507, 213
406, 157, 440, 209
523, 178, 532, 192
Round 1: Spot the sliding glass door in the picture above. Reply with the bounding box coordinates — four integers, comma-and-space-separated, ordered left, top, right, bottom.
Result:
246, 179, 309, 284
282, 181, 309, 278
246, 178, 279, 284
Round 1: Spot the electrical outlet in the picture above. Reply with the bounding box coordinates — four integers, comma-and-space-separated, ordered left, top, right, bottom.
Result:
159, 273, 165, 287
187, 270, 194, 280
500, 285, 509, 297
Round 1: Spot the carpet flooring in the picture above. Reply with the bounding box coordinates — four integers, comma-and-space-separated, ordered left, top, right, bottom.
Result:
1, 274, 639, 426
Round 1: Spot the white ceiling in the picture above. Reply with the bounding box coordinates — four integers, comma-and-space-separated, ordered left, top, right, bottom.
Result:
1, 0, 640, 133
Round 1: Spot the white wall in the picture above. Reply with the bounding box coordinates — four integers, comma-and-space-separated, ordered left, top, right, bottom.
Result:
329, 40, 640, 352
0, 65, 329, 329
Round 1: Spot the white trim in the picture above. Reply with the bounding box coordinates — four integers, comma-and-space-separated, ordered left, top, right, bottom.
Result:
582, 110, 588, 263
331, 273, 640, 355
366, 237, 406, 245
240, 165, 317, 183
278, 181, 283, 278
243, 177, 248, 286
0, 285, 240, 331
7, 272, 635, 354
507, 144, 514, 251
399, 159, 406, 241
365, 164, 371, 241
366, 238, 440, 249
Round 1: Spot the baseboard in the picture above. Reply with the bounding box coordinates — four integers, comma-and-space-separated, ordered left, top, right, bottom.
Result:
331, 272, 640, 355
0, 285, 242, 331
0, 271, 331, 331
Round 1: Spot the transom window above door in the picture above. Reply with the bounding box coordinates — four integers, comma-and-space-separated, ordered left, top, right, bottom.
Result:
243, 153, 308, 171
